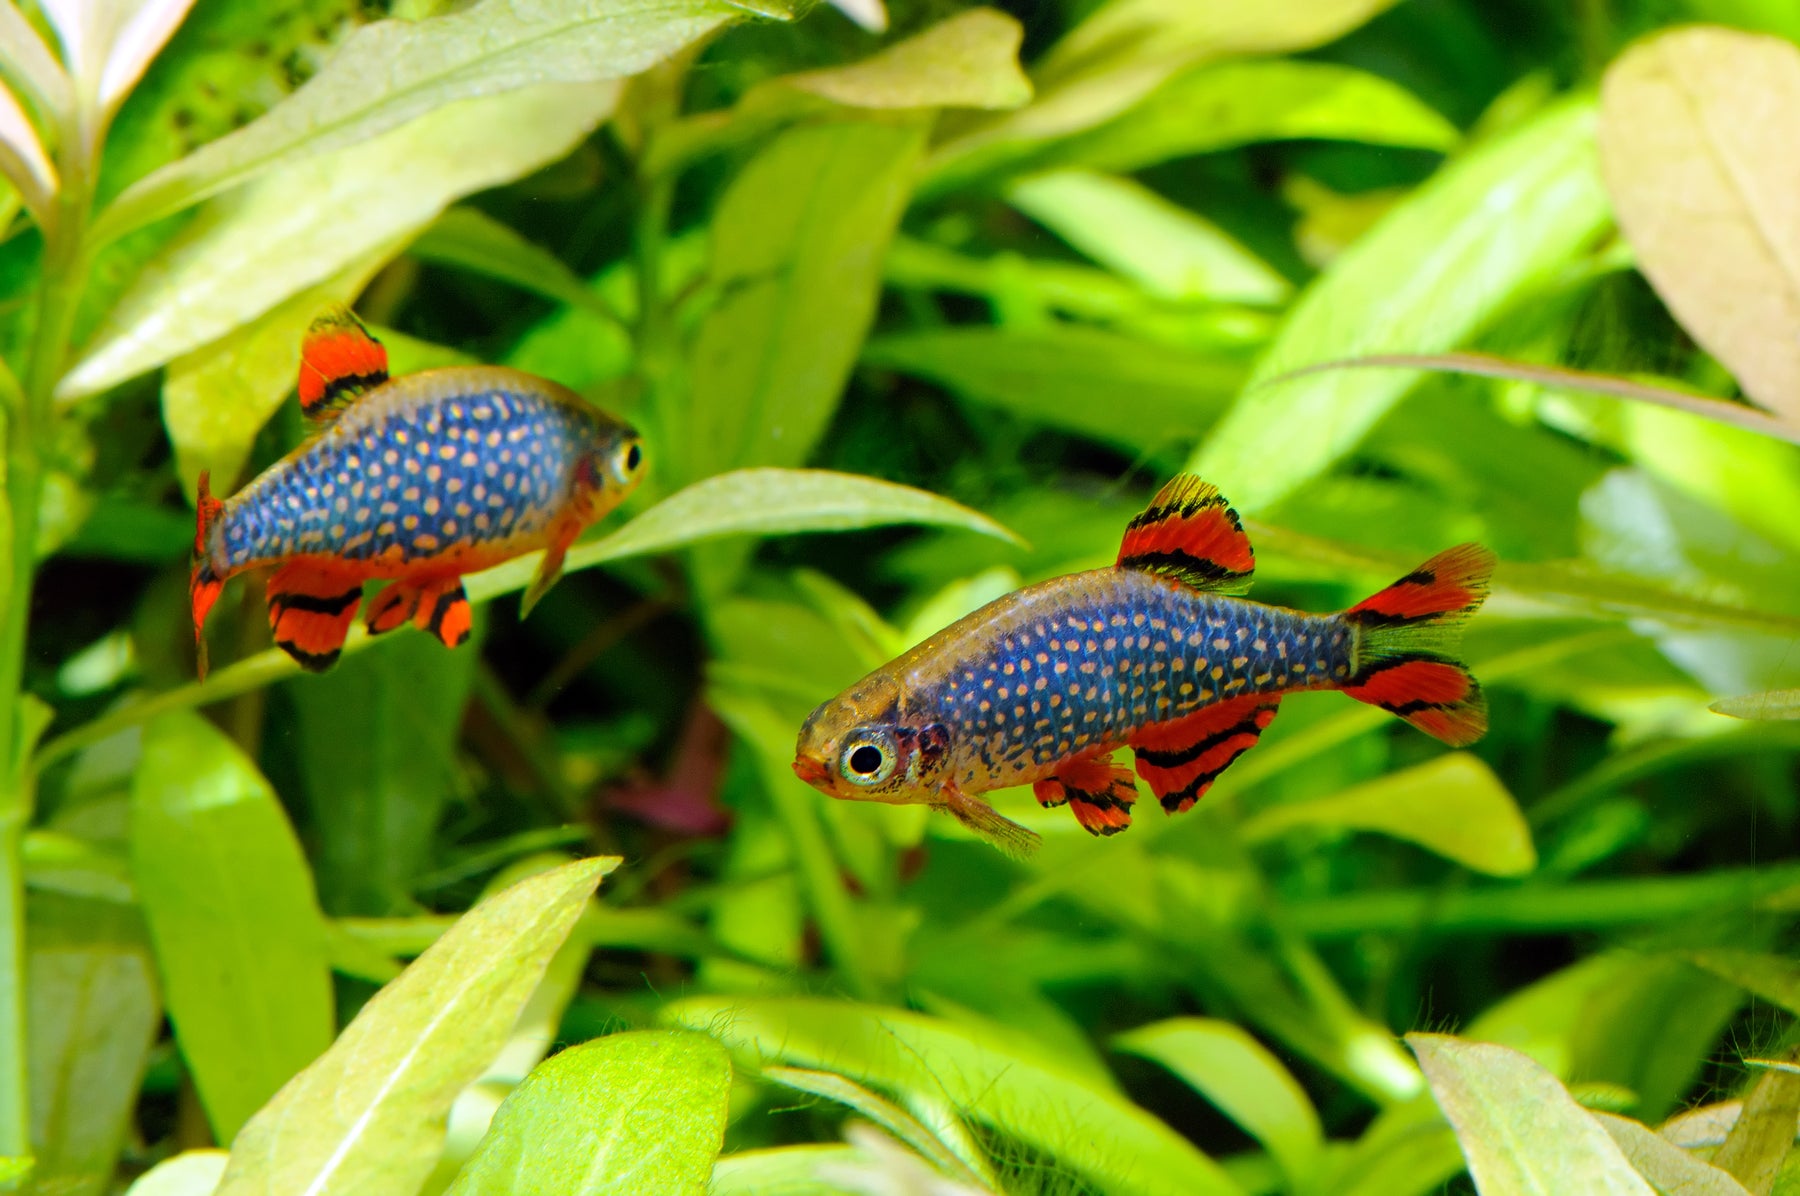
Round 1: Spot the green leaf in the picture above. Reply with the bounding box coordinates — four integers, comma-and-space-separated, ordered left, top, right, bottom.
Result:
1007, 171, 1290, 304
1040, 59, 1460, 174
1591, 1113, 1751, 1196
446, 1031, 729, 1195
411, 206, 624, 319
1599, 26, 1800, 426
761, 1067, 989, 1188
1239, 753, 1537, 877
710, 1146, 862, 1196
215, 857, 617, 1196
63, 81, 619, 399
27, 896, 160, 1196
1408, 1033, 1655, 1195
1114, 1019, 1322, 1191
131, 710, 334, 1142
681, 118, 926, 484
92, 0, 745, 242
1710, 689, 1800, 720
160, 257, 386, 492
1191, 97, 1611, 512
464, 469, 1018, 603
774, 8, 1029, 110
862, 326, 1244, 453
1682, 949, 1800, 1018
287, 631, 479, 915
123, 1150, 231, 1196
664, 997, 1245, 1196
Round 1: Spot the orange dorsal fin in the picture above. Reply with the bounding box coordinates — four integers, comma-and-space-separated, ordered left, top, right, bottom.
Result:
298, 305, 388, 425
1131, 693, 1281, 814
1116, 474, 1254, 594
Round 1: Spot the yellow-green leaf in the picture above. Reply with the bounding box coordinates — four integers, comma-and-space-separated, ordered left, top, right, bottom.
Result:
777, 8, 1028, 110
1710, 689, 1800, 720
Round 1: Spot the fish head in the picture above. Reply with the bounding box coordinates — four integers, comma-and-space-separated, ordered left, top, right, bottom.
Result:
570, 410, 646, 520
792, 674, 950, 805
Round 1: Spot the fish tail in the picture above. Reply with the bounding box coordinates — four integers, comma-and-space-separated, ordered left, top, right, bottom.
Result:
1337, 543, 1496, 746
190, 471, 226, 679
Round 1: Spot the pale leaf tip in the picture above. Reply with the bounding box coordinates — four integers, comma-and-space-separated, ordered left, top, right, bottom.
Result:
827, 0, 888, 33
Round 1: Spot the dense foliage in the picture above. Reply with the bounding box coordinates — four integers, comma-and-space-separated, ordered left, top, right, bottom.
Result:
1, 0, 1798, 1192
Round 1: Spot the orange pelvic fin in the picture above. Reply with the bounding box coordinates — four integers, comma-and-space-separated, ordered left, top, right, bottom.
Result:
1116, 473, 1255, 594
267, 562, 364, 672
297, 305, 387, 425
365, 577, 473, 649
1131, 693, 1281, 814
1340, 543, 1496, 747
1033, 753, 1138, 837
190, 471, 226, 679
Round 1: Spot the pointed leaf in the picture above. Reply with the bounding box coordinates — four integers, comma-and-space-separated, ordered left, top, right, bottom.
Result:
1409, 1033, 1655, 1195
0, 79, 53, 222
0, 3, 71, 119
1682, 949, 1800, 1019
93, 0, 745, 241
1114, 1019, 1322, 1190
664, 997, 1245, 1196
445, 1031, 730, 1195
1240, 753, 1537, 877
777, 8, 1028, 110
124, 1150, 230, 1196
1599, 26, 1800, 425
1592, 1113, 1751, 1196
131, 710, 334, 1142
1191, 98, 1611, 512
63, 81, 618, 399
1710, 689, 1800, 720
464, 469, 1019, 602
762, 1067, 987, 1187
215, 857, 617, 1196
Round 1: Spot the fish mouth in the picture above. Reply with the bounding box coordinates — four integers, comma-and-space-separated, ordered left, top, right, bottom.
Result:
791, 754, 831, 789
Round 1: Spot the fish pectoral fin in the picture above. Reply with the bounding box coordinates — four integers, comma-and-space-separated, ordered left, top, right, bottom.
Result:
1035, 754, 1138, 836
1116, 473, 1254, 595
297, 305, 387, 425
367, 578, 472, 649
939, 785, 1041, 860
518, 535, 572, 621
1130, 693, 1281, 815
267, 563, 364, 673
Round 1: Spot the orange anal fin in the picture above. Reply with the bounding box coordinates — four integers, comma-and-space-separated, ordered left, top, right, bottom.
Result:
267, 563, 364, 673
1131, 694, 1281, 814
1117, 473, 1254, 594
1034, 753, 1137, 836
366, 578, 473, 649
298, 305, 387, 424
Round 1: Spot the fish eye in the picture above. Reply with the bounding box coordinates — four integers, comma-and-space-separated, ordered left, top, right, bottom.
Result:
610, 438, 643, 483
839, 731, 897, 786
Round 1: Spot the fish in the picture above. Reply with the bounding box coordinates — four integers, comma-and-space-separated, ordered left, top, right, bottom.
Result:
792, 474, 1496, 858
189, 306, 644, 677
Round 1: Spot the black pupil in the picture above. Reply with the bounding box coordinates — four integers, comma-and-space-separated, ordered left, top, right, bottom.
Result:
625, 443, 641, 470
848, 745, 883, 775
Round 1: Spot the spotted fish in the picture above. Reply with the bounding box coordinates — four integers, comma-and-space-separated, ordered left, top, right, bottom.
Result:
189, 306, 644, 676
792, 474, 1495, 857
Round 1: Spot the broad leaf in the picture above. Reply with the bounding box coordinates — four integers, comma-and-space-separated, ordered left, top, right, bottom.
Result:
709, 1146, 863, 1195
131, 711, 334, 1142
1191, 98, 1611, 512
1239, 753, 1537, 877
465, 469, 1019, 602
27, 897, 159, 1196
863, 326, 1244, 453
665, 997, 1245, 1196
1114, 1019, 1322, 1190
124, 1150, 230, 1196
1710, 689, 1800, 720
1592, 1113, 1750, 1196
1409, 1033, 1655, 1195
215, 857, 617, 1196
412, 206, 618, 316
681, 118, 926, 484
446, 1031, 730, 1195
1008, 171, 1290, 304
762, 1067, 989, 1187
1599, 26, 1800, 426
1682, 949, 1800, 1018
64, 81, 619, 399
93, 0, 747, 241
776, 8, 1029, 110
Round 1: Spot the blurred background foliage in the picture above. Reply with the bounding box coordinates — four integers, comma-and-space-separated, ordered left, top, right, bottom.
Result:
1, 0, 1799, 1192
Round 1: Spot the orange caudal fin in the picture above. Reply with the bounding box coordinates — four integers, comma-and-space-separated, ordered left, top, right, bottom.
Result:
1117, 474, 1255, 594
1339, 543, 1497, 746
298, 305, 387, 425
190, 471, 226, 679
1034, 754, 1138, 836
365, 578, 473, 649
267, 562, 364, 672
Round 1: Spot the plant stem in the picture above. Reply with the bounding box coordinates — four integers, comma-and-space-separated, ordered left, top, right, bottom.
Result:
0, 108, 95, 1169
